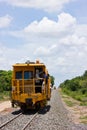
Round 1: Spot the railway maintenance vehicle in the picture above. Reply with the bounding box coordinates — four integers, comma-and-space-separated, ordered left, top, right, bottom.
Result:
11, 60, 51, 112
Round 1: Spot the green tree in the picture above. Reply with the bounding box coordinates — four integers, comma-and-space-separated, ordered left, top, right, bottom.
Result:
50, 76, 55, 87
0, 70, 12, 92
83, 70, 87, 77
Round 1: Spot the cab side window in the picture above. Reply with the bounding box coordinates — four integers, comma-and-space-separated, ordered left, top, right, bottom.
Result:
24, 71, 33, 79
15, 71, 22, 79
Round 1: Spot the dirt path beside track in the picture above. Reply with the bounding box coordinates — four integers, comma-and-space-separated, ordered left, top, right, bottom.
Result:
0, 101, 11, 112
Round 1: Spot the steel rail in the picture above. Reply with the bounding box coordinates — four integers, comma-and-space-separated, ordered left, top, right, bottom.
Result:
22, 112, 38, 130
0, 113, 22, 129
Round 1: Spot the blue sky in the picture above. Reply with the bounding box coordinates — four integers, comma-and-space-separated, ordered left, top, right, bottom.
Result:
0, 0, 87, 86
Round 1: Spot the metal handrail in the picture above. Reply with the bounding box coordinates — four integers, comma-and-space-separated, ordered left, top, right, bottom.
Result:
12, 78, 45, 94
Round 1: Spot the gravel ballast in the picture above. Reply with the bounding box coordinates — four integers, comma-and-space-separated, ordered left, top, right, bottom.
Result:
26, 89, 87, 130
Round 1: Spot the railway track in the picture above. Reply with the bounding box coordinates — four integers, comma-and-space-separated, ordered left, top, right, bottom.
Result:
0, 113, 22, 129
0, 110, 38, 130
22, 112, 38, 130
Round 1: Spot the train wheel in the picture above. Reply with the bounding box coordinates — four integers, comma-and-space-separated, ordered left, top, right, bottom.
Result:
35, 102, 41, 111
11, 102, 14, 107
41, 100, 47, 108
20, 104, 27, 113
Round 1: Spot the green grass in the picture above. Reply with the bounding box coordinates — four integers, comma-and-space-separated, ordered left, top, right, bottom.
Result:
64, 100, 75, 107
59, 88, 77, 107
0, 91, 11, 101
61, 88, 87, 106
80, 116, 87, 124
80, 102, 87, 106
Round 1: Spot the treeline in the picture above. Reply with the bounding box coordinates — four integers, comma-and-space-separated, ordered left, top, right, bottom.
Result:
60, 70, 87, 105
0, 70, 12, 92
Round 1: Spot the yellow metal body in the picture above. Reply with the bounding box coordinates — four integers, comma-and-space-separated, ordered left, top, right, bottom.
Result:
11, 60, 51, 110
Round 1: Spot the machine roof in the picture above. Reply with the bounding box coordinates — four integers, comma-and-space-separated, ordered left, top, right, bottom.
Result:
13, 62, 45, 67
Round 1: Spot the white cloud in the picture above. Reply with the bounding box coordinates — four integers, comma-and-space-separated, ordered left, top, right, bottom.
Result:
59, 34, 87, 46
0, 0, 74, 12
34, 47, 50, 56
34, 44, 57, 56
8, 12, 76, 40
0, 15, 12, 28
24, 12, 76, 35
8, 12, 76, 41
75, 24, 87, 37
